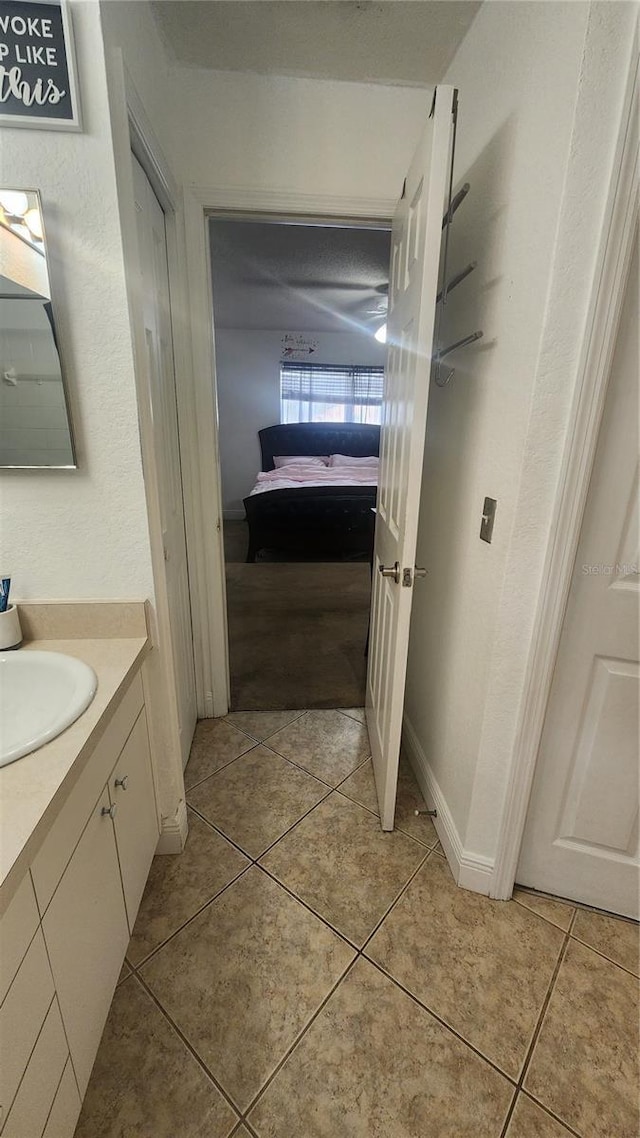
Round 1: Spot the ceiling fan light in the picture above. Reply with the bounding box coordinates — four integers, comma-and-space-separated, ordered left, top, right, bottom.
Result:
374, 322, 387, 344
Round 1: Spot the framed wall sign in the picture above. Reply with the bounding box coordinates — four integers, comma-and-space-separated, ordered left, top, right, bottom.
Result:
0, 0, 81, 130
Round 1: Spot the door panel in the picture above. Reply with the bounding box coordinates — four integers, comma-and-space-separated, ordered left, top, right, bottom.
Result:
517, 235, 639, 917
133, 156, 197, 767
366, 87, 456, 828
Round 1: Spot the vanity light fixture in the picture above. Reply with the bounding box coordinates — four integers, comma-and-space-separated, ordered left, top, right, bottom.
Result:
0, 191, 28, 217
24, 208, 43, 241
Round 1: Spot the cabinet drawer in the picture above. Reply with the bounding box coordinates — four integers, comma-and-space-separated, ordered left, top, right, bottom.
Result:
0, 872, 40, 1005
32, 672, 144, 913
110, 709, 159, 929
42, 1059, 81, 1138
42, 788, 129, 1097
1, 998, 68, 1138
0, 927, 54, 1121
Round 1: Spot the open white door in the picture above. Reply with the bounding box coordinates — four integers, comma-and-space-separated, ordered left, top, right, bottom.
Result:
367, 86, 456, 829
133, 156, 198, 768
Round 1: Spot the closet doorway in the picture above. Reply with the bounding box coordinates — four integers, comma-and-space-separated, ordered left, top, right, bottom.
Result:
209, 218, 391, 711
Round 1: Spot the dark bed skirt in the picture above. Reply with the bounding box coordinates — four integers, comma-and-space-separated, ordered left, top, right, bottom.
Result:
242, 484, 377, 562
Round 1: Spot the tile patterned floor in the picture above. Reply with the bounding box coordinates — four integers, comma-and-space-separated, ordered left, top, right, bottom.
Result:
76, 709, 640, 1138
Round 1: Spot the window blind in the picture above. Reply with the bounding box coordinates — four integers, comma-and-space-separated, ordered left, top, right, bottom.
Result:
280, 362, 384, 425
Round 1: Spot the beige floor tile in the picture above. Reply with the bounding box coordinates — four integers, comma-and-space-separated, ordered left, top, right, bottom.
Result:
127, 810, 250, 964
339, 707, 366, 724
118, 961, 131, 984
366, 854, 564, 1078
338, 756, 438, 846
261, 792, 426, 946
433, 840, 444, 855
225, 710, 303, 742
267, 709, 370, 785
513, 889, 575, 932
187, 746, 329, 858
249, 957, 513, 1137
505, 1094, 575, 1136
524, 939, 639, 1138
571, 908, 639, 975
140, 867, 354, 1111
185, 719, 255, 790
75, 975, 238, 1138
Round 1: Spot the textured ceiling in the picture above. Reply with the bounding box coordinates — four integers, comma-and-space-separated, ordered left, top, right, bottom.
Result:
152, 1, 481, 86
209, 219, 391, 332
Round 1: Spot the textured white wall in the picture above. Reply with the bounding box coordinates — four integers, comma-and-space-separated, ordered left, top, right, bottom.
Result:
215, 328, 386, 513
164, 66, 428, 202
404, 1, 637, 865
0, 0, 153, 600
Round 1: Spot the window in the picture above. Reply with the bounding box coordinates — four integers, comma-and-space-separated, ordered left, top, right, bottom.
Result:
280, 362, 384, 425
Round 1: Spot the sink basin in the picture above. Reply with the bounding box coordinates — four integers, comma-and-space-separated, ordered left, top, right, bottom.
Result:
0, 651, 98, 768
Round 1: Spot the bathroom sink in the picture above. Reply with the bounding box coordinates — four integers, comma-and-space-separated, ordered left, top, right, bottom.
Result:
0, 650, 98, 768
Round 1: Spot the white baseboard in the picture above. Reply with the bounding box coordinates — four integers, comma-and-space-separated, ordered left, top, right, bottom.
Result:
402, 715, 494, 896
156, 797, 189, 854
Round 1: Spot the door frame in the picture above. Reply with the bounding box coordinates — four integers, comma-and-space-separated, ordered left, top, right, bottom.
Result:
491, 52, 639, 899
182, 185, 396, 717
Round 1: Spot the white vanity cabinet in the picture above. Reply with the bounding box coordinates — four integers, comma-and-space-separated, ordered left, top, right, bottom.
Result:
0, 665, 160, 1137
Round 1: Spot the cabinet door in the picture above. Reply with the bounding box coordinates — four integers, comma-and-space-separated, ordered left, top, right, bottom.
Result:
42, 788, 129, 1097
110, 709, 159, 930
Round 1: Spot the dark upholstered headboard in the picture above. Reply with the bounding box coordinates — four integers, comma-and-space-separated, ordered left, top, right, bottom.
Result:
258, 423, 380, 471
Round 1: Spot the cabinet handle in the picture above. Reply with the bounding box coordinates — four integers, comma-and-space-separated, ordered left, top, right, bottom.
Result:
114, 774, 129, 791
101, 803, 117, 820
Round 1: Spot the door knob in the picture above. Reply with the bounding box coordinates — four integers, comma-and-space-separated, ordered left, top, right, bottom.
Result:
414, 567, 428, 578
379, 562, 400, 583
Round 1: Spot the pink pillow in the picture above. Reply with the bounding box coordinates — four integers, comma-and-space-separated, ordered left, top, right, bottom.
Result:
273, 455, 328, 468
329, 454, 379, 467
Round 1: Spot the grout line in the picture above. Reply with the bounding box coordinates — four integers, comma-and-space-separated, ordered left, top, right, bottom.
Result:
186, 803, 258, 863
242, 956, 360, 1122
256, 862, 361, 952
515, 920, 573, 1090
497, 1084, 520, 1138
512, 895, 575, 932
333, 752, 371, 789
568, 932, 640, 980
332, 781, 439, 850
513, 885, 639, 925
222, 709, 308, 748
336, 708, 366, 724
255, 788, 334, 861
130, 862, 254, 971
184, 742, 259, 794
363, 953, 519, 1087
133, 970, 242, 1122
517, 1091, 583, 1138
359, 848, 431, 953
262, 737, 371, 790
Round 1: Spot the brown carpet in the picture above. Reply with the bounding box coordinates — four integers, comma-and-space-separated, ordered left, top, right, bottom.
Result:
225, 560, 370, 710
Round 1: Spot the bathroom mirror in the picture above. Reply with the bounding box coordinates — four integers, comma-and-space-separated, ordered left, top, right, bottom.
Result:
0, 189, 76, 468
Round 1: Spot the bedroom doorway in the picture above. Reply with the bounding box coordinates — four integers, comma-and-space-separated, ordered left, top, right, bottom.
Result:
208, 217, 391, 711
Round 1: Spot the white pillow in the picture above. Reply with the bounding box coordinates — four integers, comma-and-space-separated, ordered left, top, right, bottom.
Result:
273, 454, 328, 468
329, 453, 379, 467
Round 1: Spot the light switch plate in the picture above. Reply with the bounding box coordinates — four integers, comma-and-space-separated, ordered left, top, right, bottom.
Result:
480, 497, 497, 543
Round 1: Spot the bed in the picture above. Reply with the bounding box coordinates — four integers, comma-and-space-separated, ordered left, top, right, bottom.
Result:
242, 422, 380, 562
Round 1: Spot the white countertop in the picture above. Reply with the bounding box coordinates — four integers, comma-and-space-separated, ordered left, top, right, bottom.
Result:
0, 636, 148, 910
